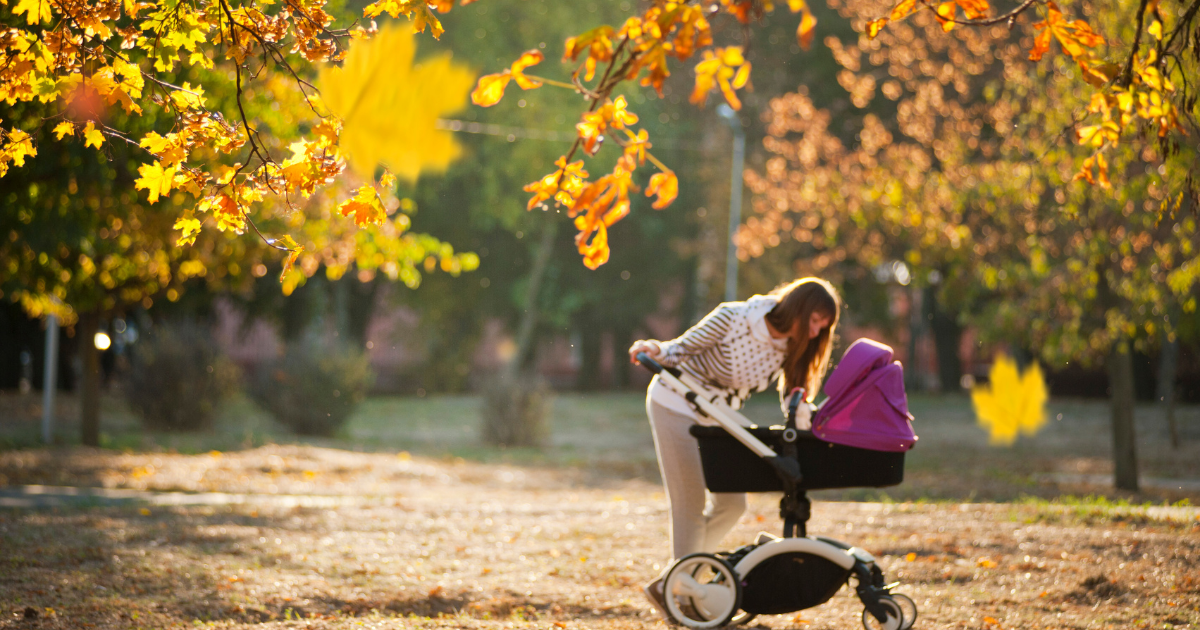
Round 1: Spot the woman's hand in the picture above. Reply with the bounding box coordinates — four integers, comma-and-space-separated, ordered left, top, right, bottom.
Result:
628, 340, 662, 364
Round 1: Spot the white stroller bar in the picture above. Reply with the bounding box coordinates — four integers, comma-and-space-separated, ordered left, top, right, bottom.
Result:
637, 353, 777, 459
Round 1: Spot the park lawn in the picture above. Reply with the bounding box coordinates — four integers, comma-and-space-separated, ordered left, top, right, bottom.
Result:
2, 390, 1198, 502
1, 392, 1198, 629
0, 443, 1198, 630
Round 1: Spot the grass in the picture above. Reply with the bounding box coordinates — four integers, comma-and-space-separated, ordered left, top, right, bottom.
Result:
2, 388, 1199, 501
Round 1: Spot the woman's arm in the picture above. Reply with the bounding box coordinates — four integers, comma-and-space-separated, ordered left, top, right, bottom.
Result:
653, 304, 736, 367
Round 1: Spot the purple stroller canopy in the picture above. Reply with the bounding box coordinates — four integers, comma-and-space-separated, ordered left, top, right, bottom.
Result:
811, 339, 917, 452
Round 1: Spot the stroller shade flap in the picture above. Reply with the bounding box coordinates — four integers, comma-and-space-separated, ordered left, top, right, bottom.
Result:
811, 340, 917, 453
821, 339, 894, 400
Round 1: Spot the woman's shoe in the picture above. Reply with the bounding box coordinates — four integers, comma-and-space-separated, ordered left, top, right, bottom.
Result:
642, 578, 672, 621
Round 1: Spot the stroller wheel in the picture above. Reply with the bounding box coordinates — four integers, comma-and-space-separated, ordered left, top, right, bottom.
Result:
663, 553, 742, 629
889, 593, 917, 630
861, 596, 904, 630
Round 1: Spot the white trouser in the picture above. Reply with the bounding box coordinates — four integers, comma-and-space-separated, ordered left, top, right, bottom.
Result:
646, 397, 747, 563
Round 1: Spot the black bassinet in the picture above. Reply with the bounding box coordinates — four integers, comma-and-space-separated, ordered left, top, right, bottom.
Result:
689, 425, 905, 493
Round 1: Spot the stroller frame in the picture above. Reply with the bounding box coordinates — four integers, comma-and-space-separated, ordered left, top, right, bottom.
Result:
638, 353, 916, 630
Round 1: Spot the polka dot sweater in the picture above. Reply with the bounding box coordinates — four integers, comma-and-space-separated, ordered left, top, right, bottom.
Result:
649, 295, 788, 417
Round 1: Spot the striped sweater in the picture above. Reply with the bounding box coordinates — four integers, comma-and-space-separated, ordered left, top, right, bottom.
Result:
650, 294, 788, 415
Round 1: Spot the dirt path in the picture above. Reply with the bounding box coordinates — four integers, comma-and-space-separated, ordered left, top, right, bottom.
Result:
2, 445, 1198, 630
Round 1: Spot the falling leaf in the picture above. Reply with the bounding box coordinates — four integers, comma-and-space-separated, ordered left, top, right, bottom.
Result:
971, 353, 1048, 446
905, 552, 917, 562
317, 22, 474, 182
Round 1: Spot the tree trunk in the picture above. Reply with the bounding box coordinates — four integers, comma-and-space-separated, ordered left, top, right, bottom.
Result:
905, 286, 924, 392
79, 312, 101, 447
925, 286, 963, 393
1108, 341, 1139, 491
512, 221, 559, 372
1158, 329, 1180, 449
575, 319, 603, 391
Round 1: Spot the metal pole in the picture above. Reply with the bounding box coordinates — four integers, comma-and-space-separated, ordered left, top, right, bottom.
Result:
41, 314, 59, 444
718, 104, 745, 303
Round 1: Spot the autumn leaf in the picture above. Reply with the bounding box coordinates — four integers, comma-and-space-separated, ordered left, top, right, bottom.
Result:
83, 123, 105, 148
13, 0, 52, 25
317, 22, 474, 182
471, 49, 544, 106
796, 8, 817, 50
646, 170, 678, 209
52, 121, 74, 140
971, 353, 1048, 446
936, 2, 957, 31
173, 216, 202, 246
136, 162, 176, 203
363, 0, 445, 38
338, 185, 386, 227
866, 18, 889, 38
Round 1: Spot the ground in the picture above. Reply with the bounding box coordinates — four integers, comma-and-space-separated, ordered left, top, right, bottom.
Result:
1, 392, 1198, 629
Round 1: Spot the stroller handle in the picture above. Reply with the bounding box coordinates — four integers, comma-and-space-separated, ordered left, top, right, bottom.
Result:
635, 352, 665, 374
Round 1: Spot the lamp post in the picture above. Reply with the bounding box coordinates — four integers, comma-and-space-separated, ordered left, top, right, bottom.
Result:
717, 104, 745, 303
42, 314, 58, 444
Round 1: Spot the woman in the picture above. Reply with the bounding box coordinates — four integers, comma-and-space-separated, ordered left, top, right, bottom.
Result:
627, 277, 841, 617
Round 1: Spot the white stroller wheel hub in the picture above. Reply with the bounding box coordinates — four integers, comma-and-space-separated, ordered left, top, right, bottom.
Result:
663, 554, 742, 629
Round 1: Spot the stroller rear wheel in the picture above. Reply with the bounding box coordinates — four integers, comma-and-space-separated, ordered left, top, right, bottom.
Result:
663, 553, 742, 629
861, 596, 904, 630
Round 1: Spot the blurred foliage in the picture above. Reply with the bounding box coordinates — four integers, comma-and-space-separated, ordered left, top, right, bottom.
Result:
250, 336, 374, 436
126, 322, 241, 432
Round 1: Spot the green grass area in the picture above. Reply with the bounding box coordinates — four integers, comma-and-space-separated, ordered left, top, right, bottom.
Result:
2, 389, 1198, 501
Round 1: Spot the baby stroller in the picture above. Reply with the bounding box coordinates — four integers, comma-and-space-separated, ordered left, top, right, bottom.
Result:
636, 338, 918, 630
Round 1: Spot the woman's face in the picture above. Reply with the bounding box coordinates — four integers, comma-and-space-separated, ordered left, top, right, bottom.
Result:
807, 311, 833, 340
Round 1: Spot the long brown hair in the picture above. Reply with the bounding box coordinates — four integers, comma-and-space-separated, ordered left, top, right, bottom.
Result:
765, 277, 841, 399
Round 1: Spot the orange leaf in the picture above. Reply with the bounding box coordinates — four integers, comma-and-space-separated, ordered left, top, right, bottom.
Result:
955, 0, 989, 20
646, 171, 678, 209
936, 2, 956, 31
471, 72, 511, 106
1029, 25, 1052, 60
866, 17, 889, 38
888, 0, 919, 21
511, 50, 544, 89
338, 185, 386, 227
796, 9, 817, 50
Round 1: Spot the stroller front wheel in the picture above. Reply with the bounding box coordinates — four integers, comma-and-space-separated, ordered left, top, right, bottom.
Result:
663, 553, 743, 629
861, 596, 904, 630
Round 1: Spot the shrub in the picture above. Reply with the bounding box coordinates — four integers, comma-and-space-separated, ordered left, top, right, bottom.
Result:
125, 322, 240, 431
480, 370, 551, 447
251, 338, 373, 436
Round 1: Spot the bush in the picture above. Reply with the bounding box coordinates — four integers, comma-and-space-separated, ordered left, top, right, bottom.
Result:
126, 322, 240, 431
250, 338, 373, 436
480, 370, 551, 447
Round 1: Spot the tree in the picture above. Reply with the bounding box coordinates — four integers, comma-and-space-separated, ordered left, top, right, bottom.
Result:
738, 0, 1199, 490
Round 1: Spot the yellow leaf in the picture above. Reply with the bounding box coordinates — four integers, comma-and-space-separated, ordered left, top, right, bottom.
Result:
971, 353, 1048, 446
1147, 19, 1162, 40
866, 18, 889, 38
52, 121, 74, 140
472, 72, 512, 107
83, 122, 104, 149
173, 217, 202, 246
317, 23, 474, 182
136, 162, 176, 203
796, 9, 817, 50
13, 0, 52, 24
